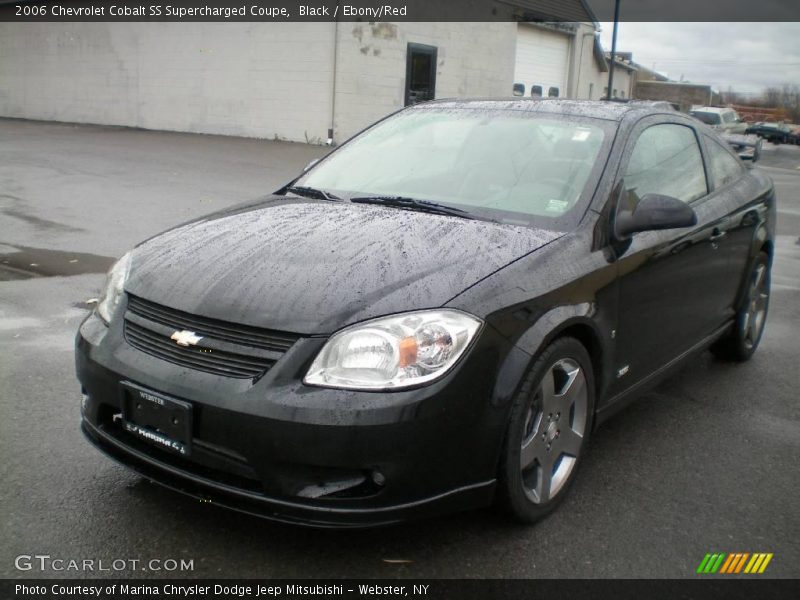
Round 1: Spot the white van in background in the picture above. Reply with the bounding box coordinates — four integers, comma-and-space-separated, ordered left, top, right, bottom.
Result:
689, 106, 748, 134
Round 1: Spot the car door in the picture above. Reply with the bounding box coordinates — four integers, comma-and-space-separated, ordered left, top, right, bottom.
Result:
700, 134, 755, 296
608, 118, 736, 395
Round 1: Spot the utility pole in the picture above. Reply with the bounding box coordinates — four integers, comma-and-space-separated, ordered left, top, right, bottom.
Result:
607, 0, 621, 99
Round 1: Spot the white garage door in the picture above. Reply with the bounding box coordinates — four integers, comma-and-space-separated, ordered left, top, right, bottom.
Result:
514, 24, 570, 98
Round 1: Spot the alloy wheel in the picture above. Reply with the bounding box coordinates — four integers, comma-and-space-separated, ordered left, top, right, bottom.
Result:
742, 262, 769, 350
519, 358, 588, 504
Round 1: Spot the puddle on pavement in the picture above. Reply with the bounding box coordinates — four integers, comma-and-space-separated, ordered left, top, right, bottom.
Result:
0, 244, 115, 281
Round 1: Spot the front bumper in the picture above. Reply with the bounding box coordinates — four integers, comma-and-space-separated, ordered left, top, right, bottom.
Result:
76, 305, 514, 527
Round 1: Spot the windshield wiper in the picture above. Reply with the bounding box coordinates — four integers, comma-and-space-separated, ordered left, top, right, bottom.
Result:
350, 196, 475, 220
287, 185, 341, 201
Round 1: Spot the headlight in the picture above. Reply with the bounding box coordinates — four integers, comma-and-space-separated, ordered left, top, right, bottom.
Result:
96, 252, 132, 324
304, 310, 482, 390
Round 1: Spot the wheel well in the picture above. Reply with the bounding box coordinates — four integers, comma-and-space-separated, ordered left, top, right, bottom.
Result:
760, 240, 773, 263
552, 323, 603, 397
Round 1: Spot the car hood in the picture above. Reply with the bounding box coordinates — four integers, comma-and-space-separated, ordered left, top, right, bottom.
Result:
126, 197, 562, 334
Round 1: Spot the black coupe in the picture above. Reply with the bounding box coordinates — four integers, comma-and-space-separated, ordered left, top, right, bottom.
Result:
77, 99, 775, 526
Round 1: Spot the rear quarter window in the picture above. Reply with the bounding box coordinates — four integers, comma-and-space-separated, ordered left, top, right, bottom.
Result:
705, 136, 744, 189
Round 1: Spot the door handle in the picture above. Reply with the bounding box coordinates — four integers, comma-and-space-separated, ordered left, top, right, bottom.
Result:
710, 228, 727, 242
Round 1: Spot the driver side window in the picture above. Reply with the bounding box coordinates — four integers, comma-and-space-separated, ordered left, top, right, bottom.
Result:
621, 124, 707, 213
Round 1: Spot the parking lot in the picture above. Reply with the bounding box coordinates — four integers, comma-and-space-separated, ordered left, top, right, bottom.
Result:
1, 118, 799, 579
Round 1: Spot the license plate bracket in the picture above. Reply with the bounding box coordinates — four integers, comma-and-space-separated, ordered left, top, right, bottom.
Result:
121, 382, 192, 456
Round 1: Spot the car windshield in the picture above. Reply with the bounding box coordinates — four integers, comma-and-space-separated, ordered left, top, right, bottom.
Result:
690, 111, 722, 125
295, 107, 612, 229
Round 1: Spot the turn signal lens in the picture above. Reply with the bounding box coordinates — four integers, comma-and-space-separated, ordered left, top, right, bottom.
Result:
398, 336, 418, 367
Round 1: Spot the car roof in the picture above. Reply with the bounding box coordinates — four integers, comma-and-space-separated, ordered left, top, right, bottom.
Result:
413, 98, 676, 122
690, 106, 734, 114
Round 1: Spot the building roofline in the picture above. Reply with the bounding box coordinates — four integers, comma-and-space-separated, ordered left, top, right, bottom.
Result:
578, 0, 601, 28
604, 52, 638, 72
500, 0, 596, 24
636, 80, 712, 89
592, 35, 608, 72
630, 63, 670, 82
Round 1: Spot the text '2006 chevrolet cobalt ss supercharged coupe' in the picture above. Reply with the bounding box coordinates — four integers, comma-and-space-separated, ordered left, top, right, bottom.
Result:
77, 99, 775, 527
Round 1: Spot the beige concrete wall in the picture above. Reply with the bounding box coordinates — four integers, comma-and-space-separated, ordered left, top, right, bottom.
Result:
610, 67, 634, 99
332, 22, 516, 142
584, 63, 633, 100
0, 22, 515, 145
0, 23, 338, 143
567, 23, 600, 99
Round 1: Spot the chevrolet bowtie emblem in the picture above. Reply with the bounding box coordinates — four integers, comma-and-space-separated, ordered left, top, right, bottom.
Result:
170, 330, 203, 347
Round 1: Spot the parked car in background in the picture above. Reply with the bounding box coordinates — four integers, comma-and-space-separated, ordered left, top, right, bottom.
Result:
689, 106, 748, 134
77, 99, 775, 527
745, 122, 793, 144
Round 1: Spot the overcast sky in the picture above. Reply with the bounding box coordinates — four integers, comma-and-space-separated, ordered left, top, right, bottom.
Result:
598, 23, 800, 96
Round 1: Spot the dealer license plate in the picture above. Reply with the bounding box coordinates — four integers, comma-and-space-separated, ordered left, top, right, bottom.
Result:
120, 382, 192, 456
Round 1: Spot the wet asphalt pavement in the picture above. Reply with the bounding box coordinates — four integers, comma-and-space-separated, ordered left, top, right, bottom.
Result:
1, 119, 799, 579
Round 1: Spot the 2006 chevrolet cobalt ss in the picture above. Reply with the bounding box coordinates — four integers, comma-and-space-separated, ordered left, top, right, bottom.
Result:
77, 99, 775, 527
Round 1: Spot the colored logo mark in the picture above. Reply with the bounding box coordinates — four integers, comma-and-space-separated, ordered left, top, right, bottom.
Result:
696, 553, 773, 574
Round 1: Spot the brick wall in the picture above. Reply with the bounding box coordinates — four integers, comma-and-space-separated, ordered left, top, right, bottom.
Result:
634, 81, 714, 112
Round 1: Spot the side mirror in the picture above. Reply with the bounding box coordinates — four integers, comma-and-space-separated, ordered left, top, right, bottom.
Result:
303, 158, 320, 173
616, 193, 697, 238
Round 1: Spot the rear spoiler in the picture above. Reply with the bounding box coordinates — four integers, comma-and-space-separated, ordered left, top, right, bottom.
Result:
721, 133, 762, 162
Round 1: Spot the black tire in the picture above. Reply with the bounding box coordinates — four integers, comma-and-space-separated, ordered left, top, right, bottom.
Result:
496, 336, 595, 524
711, 251, 770, 362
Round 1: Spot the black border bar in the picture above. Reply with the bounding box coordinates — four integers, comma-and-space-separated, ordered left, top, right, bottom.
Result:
4, 579, 800, 600
2, 0, 800, 22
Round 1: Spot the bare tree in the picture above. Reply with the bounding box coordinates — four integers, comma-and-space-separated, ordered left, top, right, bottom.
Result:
721, 87, 748, 105
715, 84, 798, 123
780, 84, 800, 122
764, 87, 782, 106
